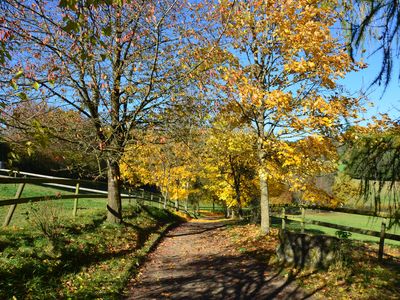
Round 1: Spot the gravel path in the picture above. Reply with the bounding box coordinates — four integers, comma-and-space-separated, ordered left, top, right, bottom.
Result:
124, 218, 314, 300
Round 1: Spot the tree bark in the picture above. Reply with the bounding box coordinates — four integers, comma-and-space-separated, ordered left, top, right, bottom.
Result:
238, 206, 243, 219
163, 193, 167, 209
106, 160, 122, 223
256, 110, 270, 234
260, 171, 270, 233
185, 182, 189, 211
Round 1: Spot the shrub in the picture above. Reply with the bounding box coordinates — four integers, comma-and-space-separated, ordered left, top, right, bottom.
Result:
26, 200, 65, 240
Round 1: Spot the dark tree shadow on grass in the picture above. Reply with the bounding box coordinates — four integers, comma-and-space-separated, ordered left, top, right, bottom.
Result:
0, 206, 178, 299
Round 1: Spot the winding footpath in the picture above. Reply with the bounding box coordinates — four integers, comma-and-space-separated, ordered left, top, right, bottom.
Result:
124, 218, 314, 300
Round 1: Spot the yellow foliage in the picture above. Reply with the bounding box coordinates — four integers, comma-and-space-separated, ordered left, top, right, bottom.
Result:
332, 173, 362, 205
201, 122, 259, 208
120, 132, 198, 201
215, 0, 362, 208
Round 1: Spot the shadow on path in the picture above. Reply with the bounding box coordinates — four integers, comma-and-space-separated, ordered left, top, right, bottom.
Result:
125, 218, 322, 299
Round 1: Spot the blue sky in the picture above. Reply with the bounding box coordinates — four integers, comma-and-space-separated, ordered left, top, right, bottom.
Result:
338, 51, 400, 122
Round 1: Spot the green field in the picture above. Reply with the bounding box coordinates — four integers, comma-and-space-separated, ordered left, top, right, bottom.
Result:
281, 210, 400, 246
1, 183, 105, 226
0, 183, 159, 227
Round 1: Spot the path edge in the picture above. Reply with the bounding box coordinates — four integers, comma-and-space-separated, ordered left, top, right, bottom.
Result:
119, 220, 184, 297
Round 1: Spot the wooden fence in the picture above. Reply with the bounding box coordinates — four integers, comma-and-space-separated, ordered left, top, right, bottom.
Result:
270, 205, 400, 260
0, 169, 203, 226
4, 170, 398, 259
0, 170, 165, 226
198, 204, 400, 260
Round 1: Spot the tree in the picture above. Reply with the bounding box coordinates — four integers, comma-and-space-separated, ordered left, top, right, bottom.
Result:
121, 130, 198, 209
2, 100, 100, 177
217, 0, 362, 232
0, 0, 221, 223
120, 94, 208, 209
201, 120, 258, 218
341, 121, 400, 219
344, 0, 400, 88
341, 1, 400, 220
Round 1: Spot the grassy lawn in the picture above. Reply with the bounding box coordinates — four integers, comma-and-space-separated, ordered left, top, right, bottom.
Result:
0, 183, 163, 227
0, 183, 184, 299
0, 183, 74, 199
0, 183, 106, 226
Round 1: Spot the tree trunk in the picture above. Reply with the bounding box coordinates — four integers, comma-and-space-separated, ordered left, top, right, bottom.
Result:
260, 172, 270, 233
185, 182, 189, 211
163, 195, 167, 209
238, 206, 243, 219
162, 189, 168, 209
106, 160, 122, 223
256, 112, 270, 233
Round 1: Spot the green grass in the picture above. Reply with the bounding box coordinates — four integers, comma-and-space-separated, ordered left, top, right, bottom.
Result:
0, 183, 107, 226
0, 183, 155, 227
0, 204, 182, 299
279, 211, 400, 246
0, 183, 184, 298
0, 183, 75, 199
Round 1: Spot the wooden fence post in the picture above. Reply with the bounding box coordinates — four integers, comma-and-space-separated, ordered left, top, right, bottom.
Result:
301, 207, 305, 234
185, 182, 189, 212
73, 183, 80, 217
150, 194, 153, 207
282, 207, 286, 230
3, 183, 25, 227
158, 196, 162, 208
378, 220, 386, 260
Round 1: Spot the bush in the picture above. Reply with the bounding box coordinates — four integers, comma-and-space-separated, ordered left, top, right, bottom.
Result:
26, 200, 65, 240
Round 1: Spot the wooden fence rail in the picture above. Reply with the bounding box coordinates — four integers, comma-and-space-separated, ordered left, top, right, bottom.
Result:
197, 204, 399, 260
273, 205, 400, 260
0, 170, 165, 226
272, 214, 400, 242
0, 169, 203, 226
269, 203, 392, 218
